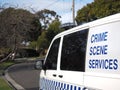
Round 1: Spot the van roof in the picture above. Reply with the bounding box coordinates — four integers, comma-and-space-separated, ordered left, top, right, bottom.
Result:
55, 13, 120, 39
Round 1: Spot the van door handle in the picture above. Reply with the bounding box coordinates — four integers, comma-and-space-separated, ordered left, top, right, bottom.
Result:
53, 74, 57, 77
58, 75, 63, 78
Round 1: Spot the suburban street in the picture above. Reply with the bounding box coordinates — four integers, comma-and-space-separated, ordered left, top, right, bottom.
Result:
7, 61, 40, 90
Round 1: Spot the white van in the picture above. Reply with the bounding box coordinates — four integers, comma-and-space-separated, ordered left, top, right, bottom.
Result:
39, 13, 120, 90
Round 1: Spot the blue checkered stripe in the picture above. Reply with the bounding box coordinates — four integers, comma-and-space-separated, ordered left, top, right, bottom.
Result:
40, 78, 84, 90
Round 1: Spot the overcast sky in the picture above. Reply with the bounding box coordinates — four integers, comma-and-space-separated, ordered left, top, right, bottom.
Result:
0, 0, 93, 23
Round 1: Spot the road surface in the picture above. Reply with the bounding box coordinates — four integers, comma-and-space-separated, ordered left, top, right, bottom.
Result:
7, 62, 40, 90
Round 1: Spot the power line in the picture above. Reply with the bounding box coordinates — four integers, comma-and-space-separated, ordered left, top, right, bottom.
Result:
42, 0, 76, 24
44, 0, 60, 9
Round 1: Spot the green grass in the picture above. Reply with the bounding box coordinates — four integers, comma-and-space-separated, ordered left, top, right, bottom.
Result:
0, 60, 15, 90
0, 77, 12, 90
0, 61, 15, 75
0, 61, 15, 69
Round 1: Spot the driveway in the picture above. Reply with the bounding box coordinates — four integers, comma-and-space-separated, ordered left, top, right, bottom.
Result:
7, 62, 40, 90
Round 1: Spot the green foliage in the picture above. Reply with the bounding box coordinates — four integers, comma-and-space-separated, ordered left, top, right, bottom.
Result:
37, 31, 49, 50
0, 77, 12, 90
37, 20, 63, 50
0, 61, 15, 75
46, 20, 64, 44
0, 7, 41, 52
27, 18, 41, 41
0, 61, 15, 90
31, 20, 64, 56
29, 41, 37, 50
0, 48, 11, 55
36, 9, 61, 29
76, 0, 120, 24
0, 61, 15, 70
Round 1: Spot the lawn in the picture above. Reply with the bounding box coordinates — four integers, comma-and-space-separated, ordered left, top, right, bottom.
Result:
0, 61, 15, 75
0, 60, 15, 90
0, 77, 12, 90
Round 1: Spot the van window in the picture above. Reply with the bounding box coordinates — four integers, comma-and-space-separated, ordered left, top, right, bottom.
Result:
45, 38, 60, 70
61, 29, 88, 71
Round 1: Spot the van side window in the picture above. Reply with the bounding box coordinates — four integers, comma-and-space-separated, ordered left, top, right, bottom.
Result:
45, 38, 60, 70
61, 29, 88, 71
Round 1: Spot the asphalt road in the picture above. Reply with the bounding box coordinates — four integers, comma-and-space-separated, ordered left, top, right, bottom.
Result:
7, 62, 40, 90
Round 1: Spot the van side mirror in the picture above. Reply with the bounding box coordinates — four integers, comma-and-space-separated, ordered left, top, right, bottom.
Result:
34, 60, 43, 70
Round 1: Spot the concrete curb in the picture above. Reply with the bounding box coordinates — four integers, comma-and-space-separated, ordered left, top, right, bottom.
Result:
5, 67, 25, 90
3, 57, 44, 90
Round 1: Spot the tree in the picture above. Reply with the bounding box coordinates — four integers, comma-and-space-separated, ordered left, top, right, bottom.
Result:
37, 31, 48, 51
46, 20, 64, 44
36, 9, 61, 30
31, 20, 64, 56
0, 7, 41, 53
76, 0, 120, 25
29, 41, 37, 50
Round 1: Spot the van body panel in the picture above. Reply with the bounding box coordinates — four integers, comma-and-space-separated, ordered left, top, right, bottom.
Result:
84, 72, 120, 90
57, 71, 84, 86
40, 13, 120, 90
86, 20, 120, 74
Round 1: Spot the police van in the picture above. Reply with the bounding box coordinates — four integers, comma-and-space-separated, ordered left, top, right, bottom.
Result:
39, 13, 120, 90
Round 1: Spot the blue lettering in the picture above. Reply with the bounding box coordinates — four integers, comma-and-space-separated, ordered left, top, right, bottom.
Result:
96, 46, 100, 55
89, 47, 93, 55
91, 34, 94, 43
92, 60, 95, 68
113, 59, 118, 70
99, 60, 103, 69
104, 45, 108, 54
91, 32, 108, 43
109, 59, 113, 69
104, 32, 108, 41
89, 59, 118, 70
95, 60, 99, 68
89, 45, 108, 55
89, 60, 92, 68
105, 59, 109, 69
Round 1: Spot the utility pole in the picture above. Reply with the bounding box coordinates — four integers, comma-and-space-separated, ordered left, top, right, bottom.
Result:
72, 0, 75, 24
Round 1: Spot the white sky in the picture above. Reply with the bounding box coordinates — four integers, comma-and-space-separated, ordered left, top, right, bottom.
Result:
0, 0, 94, 23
